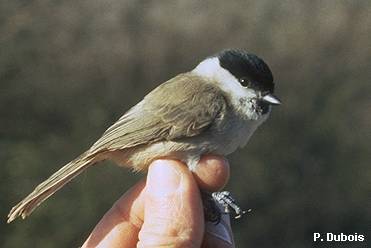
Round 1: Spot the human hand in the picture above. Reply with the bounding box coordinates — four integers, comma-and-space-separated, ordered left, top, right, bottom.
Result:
82, 155, 235, 248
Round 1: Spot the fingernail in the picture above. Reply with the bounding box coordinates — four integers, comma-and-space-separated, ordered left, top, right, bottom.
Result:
147, 160, 181, 197
205, 203, 234, 245
206, 220, 233, 245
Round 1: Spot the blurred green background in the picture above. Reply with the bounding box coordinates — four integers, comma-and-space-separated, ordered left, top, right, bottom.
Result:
1, 0, 370, 247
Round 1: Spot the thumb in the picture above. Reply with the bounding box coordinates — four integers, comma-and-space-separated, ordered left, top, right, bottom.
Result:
138, 160, 204, 248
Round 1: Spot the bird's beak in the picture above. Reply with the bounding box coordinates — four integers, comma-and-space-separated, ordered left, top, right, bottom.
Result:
262, 94, 281, 105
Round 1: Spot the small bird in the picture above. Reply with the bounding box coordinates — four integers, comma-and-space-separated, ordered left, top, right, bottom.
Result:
7, 49, 280, 223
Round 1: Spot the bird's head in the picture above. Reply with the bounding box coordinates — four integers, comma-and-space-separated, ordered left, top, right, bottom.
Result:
193, 49, 280, 120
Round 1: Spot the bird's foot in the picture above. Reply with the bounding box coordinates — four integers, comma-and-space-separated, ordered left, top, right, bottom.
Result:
212, 191, 250, 219
202, 191, 250, 223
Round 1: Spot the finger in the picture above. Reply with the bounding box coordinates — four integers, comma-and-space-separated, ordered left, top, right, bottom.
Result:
193, 155, 230, 192
81, 179, 146, 248
82, 156, 230, 247
137, 159, 204, 248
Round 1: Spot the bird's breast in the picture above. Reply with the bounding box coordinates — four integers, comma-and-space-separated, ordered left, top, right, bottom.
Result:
210, 109, 269, 155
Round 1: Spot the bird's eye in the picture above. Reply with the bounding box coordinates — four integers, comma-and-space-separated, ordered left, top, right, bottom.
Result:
239, 77, 251, 87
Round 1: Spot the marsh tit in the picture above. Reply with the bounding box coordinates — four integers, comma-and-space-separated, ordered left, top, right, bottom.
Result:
8, 49, 280, 223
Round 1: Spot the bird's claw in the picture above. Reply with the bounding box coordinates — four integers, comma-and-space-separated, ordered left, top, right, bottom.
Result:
212, 191, 250, 219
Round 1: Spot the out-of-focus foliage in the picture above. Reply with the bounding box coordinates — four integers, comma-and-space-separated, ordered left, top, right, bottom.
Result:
1, 1, 370, 247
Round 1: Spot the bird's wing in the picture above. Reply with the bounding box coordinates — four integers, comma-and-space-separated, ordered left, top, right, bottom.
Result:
89, 73, 228, 152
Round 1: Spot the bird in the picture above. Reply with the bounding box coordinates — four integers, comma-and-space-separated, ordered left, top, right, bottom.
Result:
7, 49, 280, 223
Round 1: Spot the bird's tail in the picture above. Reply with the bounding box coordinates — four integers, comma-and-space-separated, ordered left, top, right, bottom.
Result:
7, 151, 98, 223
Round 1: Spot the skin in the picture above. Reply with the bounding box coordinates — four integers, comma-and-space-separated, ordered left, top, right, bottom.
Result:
82, 155, 235, 248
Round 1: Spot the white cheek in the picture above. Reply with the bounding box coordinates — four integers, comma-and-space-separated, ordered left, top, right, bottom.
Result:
193, 57, 257, 102
192, 57, 269, 121
213, 68, 259, 115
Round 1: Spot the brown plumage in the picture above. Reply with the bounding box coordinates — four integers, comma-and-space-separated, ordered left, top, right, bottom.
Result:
7, 74, 229, 223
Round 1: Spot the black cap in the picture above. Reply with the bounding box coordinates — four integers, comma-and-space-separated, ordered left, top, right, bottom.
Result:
218, 49, 275, 93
